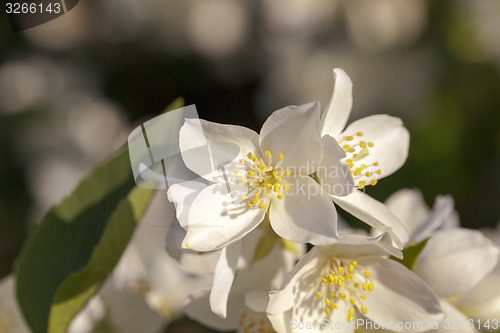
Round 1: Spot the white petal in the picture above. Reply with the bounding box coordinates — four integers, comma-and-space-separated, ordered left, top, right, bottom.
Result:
179, 118, 259, 182
321, 68, 353, 138
362, 259, 443, 330
435, 300, 480, 333
259, 102, 323, 175
411, 194, 457, 245
183, 183, 266, 251
184, 289, 246, 331
337, 114, 409, 182
385, 188, 430, 242
318, 135, 354, 196
270, 176, 338, 245
210, 242, 242, 318
167, 179, 208, 227
413, 228, 499, 298
332, 190, 409, 249
267, 247, 325, 314
320, 233, 402, 260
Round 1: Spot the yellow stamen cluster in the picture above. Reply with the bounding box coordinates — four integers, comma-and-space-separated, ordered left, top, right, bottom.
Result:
239, 312, 276, 333
232, 151, 292, 209
315, 259, 374, 321
340, 131, 381, 190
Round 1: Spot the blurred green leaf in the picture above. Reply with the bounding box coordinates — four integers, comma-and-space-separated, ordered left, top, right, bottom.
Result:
15, 98, 184, 333
391, 239, 428, 271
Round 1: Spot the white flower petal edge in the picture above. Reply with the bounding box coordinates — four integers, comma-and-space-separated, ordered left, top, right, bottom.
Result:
209, 242, 242, 318
269, 176, 339, 245
413, 228, 499, 299
434, 300, 480, 333
332, 190, 409, 249
267, 234, 442, 333
259, 102, 323, 174
321, 68, 353, 138
180, 119, 259, 183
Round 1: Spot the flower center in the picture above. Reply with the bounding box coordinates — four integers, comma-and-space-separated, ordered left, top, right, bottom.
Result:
315, 259, 374, 321
339, 131, 381, 190
239, 311, 276, 333
232, 150, 292, 209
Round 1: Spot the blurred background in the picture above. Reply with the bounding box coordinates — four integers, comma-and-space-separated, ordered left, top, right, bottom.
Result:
1, 0, 499, 331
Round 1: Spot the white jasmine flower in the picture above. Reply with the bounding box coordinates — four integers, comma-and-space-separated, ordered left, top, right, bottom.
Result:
319, 68, 411, 248
267, 234, 444, 333
175, 101, 352, 251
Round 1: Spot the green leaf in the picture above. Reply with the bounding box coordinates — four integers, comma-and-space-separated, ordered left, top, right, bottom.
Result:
390, 239, 428, 270
15, 98, 184, 333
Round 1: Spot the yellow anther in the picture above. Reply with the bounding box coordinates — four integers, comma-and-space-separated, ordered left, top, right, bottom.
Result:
373, 161, 379, 166
248, 170, 254, 176
331, 303, 338, 309
365, 172, 372, 177
345, 136, 354, 141
371, 179, 378, 186
273, 170, 279, 177
346, 159, 353, 163
277, 193, 284, 200
333, 275, 339, 282
275, 175, 282, 182
273, 184, 280, 192
352, 261, 357, 266
325, 299, 331, 306
234, 168, 239, 174
367, 142, 374, 147
247, 202, 253, 207
252, 156, 258, 162
347, 315, 353, 322
330, 292, 336, 298
285, 170, 291, 176
376, 169, 382, 175
341, 295, 347, 301
348, 163, 354, 169
265, 150, 270, 158
348, 265, 354, 272
350, 298, 356, 305
362, 283, 368, 291
339, 276, 345, 281
241, 195, 247, 200
361, 306, 368, 314
325, 308, 331, 315
356, 132, 363, 136
315, 292, 322, 299
354, 283, 360, 288
358, 185, 365, 190
359, 180, 366, 185
257, 161, 263, 168
267, 183, 273, 189
343, 145, 350, 149
354, 171, 362, 176
252, 197, 259, 204
347, 273, 353, 280
261, 165, 267, 171
278, 153, 284, 159
369, 283, 374, 291
329, 274, 335, 282
348, 148, 355, 153
247, 152, 254, 159
239, 159, 245, 164
284, 184, 290, 190
364, 271, 371, 278
322, 276, 328, 283
349, 309, 354, 315
337, 281, 343, 287
359, 141, 367, 148
353, 154, 358, 158
259, 203, 266, 209
361, 294, 366, 299
339, 267, 345, 275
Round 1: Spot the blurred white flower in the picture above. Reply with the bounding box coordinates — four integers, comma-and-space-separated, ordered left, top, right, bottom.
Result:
267, 234, 444, 333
